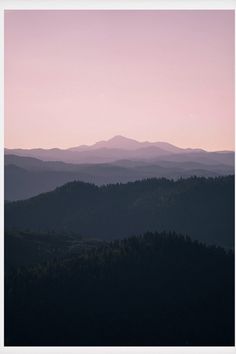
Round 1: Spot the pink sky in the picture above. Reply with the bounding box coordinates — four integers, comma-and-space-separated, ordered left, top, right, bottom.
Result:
5, 10, 235, 150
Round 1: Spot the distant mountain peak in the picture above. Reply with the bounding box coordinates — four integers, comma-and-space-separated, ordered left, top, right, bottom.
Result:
69, 136, 192, 153
108, 135, 138, 142
91, 135, 142, 150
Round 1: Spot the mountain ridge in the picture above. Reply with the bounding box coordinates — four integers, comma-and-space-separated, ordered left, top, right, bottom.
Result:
6, 135, 233, 154
5, 154, 234, 201
4, 136, 234, 165
5, 175, 234, 248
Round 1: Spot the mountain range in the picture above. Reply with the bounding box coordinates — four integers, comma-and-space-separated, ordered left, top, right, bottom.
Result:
4, 136, 234, 200
5, 135, 234, 164
5, 136, 235, 346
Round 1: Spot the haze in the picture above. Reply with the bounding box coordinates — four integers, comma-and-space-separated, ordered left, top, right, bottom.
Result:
5, 10, 234, 150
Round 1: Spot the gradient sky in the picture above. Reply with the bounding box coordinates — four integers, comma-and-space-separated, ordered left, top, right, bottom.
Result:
5, 10, 235, 150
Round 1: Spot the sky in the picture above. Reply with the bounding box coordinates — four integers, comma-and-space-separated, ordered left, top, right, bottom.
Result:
4, 10, 235, 151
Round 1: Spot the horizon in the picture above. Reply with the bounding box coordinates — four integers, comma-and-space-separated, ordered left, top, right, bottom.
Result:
4, 134, 235, 152
5, 10, 234, 151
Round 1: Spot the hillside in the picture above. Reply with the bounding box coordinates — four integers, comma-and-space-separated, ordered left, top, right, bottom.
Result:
5, 154, 234, 200
5, 176, 234, 248
5, 230, 101, 270
5, 232, 234, 346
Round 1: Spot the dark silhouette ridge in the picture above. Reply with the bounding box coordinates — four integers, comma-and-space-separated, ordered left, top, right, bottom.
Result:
5, 232, 234, 346
5, 176, 234, 248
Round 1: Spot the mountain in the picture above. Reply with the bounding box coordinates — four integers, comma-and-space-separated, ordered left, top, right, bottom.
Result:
5, 176, 234, 248
69, 135, 186, 152
5, 136, 234, 164
5, 154, 234, 201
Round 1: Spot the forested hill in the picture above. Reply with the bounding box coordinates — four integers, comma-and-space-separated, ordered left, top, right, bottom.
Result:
5, 232, 234, 346
5, 176, 234, 248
